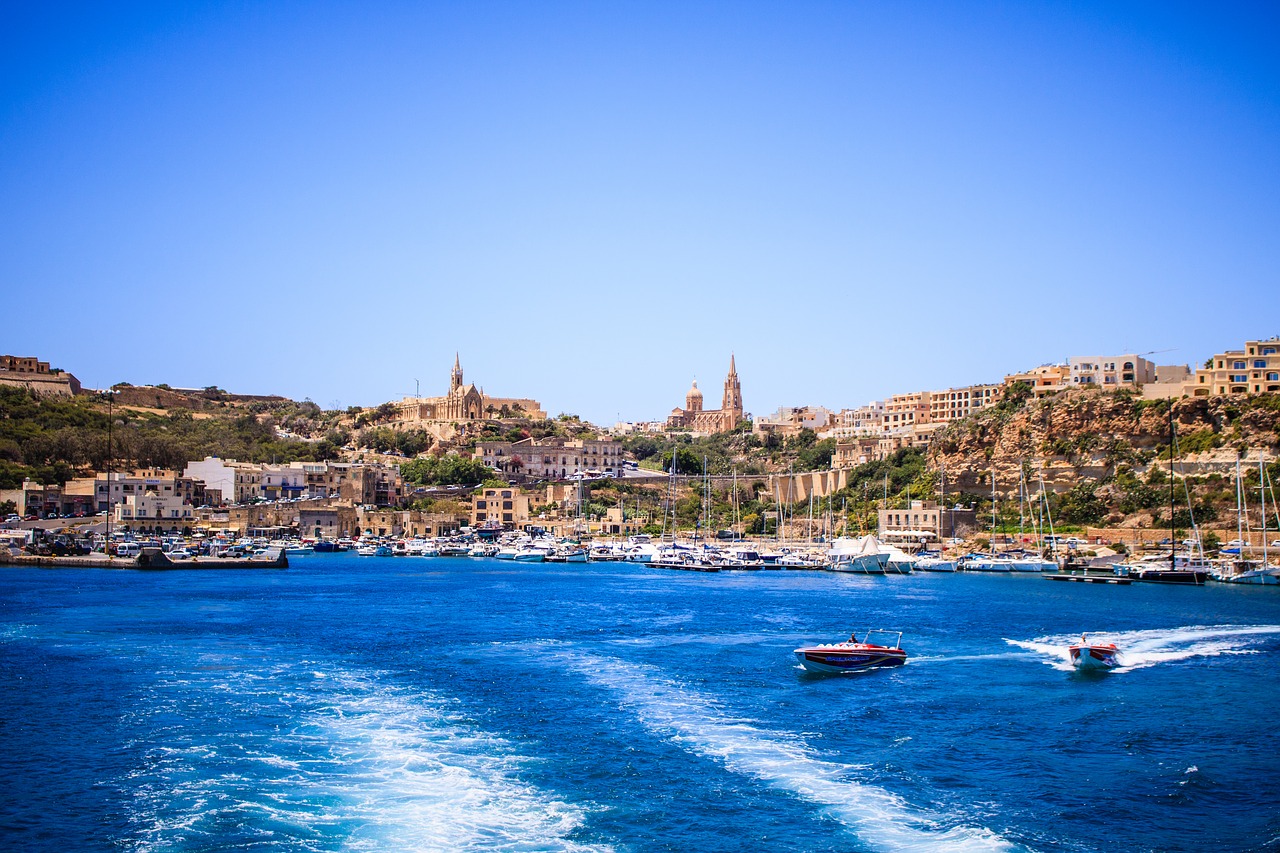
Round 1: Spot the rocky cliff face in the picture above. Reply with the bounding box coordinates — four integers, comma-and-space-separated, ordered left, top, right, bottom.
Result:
928, 390, 1280, 494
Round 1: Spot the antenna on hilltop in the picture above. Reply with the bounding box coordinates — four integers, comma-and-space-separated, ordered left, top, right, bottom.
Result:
415, 378, 419, 397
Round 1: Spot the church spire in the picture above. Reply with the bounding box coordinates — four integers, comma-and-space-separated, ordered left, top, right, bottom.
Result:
722, 352, 743, 421
451, 353, 463, 391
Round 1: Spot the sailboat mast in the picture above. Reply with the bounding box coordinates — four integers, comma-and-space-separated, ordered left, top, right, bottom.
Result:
1262, 454, 1269, 567
1236, 454, 1244, 563
1169, 406, 1176, 571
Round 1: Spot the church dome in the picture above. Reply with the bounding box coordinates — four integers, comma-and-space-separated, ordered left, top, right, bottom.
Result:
685, 380, 704, 412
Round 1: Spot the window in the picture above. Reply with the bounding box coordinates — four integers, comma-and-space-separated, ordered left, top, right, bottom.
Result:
1254, 360, 1268, 369
1230, 374, 1248, 383
476, 500, 486, 509
1264, 347, 1277, 355
1233, 361, 1247, 369
1268, 373, 1279, 382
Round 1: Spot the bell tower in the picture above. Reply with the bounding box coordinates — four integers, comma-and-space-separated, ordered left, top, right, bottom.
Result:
450, 352, 463, 392
722, 353, 743, 421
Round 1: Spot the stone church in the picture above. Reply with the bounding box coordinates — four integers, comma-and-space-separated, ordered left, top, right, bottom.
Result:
667, 354, 745, 434
394, 355, 545, 424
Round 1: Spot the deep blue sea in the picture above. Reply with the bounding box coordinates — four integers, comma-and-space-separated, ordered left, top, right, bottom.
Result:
2, 555, 1279, 852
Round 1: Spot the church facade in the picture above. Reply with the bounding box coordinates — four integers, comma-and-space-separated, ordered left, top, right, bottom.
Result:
666, 355, 744, 434
393, 355, 545, 424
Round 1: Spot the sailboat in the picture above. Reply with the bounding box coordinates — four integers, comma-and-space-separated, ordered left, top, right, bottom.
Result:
1218, 453, 1280, 584
1115, 406, 1208, 584
916, 461, 956, 572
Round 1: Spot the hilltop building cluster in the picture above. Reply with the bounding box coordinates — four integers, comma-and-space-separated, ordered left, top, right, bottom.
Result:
760, 336, 1280, 470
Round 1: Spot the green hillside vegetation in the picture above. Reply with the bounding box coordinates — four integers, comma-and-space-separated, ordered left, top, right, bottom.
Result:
622, 425, 834, 476
0, 387, 344, 489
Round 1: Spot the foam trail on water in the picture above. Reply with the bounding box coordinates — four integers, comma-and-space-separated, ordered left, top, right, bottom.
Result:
122, 658, 609, 853
1007, 624, 1280, 672
543, 648, 1018, 853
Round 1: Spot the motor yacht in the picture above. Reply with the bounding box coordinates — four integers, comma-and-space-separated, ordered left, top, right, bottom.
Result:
1068, 634, 1120, 671
794, 630, 907, 673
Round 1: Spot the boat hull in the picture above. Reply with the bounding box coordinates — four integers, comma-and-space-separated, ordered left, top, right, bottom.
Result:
793, 644, 907, 673
1069, 644, 1119, 671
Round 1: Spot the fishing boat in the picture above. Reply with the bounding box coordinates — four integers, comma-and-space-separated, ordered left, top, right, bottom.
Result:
793, 630, 907, 673
1068, 634, 1120, 671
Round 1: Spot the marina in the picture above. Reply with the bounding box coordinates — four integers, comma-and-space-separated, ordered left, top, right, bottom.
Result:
2, 554, 1278, 852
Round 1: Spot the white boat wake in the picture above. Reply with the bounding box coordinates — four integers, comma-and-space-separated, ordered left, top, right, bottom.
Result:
541, 648, 1020, 853
1006, 624, 1280, 672
122, 656, 610, 853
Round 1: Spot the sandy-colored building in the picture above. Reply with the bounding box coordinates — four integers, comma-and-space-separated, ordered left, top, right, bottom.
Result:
114, 491, 197, 528
477, 437, 623, 480
927, 383, 1003, 421
878, 500, 977, 543
392, 355, 545, 424
754, 405, 831, 438
667, 355, 745, 434
1003, 365, 1070, 398
1067, 355, 1157, 389
1188, 338, 1280, 396
0, 355, 81, 397
472, 486, 534, 528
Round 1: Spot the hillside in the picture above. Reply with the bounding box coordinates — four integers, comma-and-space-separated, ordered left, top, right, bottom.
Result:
927, 388, 1280, 532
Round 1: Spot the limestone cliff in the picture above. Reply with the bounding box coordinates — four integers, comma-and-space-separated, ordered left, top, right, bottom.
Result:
928, 390, 1280, 495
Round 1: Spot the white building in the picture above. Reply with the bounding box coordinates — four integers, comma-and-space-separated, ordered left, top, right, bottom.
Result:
1067, 355, 1156, 389
114, 492, 196, 527
184, 457, 262, 504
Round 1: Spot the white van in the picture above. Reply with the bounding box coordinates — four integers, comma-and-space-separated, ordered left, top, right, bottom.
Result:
115, 542, 142, 558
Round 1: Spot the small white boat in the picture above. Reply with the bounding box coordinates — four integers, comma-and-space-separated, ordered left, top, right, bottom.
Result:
794, 630, 908, 673
355, 544, 378, 557
512, 547, 547, 562
914, 556, 956, 572
1068, 634, 1120, 671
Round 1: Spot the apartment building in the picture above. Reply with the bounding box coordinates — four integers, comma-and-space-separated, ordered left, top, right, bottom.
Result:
476, 437, 623, 480
927, 383, 1003, 421
472, 487, 534, 528
753, 405, 833, 438
1190, 339, 1280, 396
1067, 355, 1157, 389
183, 457, 263, 504
1003, 365, 1070, 398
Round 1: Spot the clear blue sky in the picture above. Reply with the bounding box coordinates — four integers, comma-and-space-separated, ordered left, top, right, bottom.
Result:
4, 1, 1279, 424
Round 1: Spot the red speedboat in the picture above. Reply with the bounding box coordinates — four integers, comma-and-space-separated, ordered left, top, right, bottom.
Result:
1068, 634, 1120, 671
794, 630, 907, 673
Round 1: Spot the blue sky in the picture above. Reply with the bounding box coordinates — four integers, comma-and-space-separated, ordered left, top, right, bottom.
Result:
4, 1, 1279, 424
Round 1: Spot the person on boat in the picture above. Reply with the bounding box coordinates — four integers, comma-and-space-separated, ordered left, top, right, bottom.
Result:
849, 632, 858, 643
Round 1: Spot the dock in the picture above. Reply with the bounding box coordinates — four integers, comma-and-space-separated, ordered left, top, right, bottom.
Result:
1044, 573, 1131, 585
1, 547, 287, 571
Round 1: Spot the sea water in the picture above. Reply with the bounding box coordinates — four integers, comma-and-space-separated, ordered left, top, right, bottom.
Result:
2, 555, 1278, 852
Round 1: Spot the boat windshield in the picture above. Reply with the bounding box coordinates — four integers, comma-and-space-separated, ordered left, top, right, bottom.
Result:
860, 629, 903, 648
